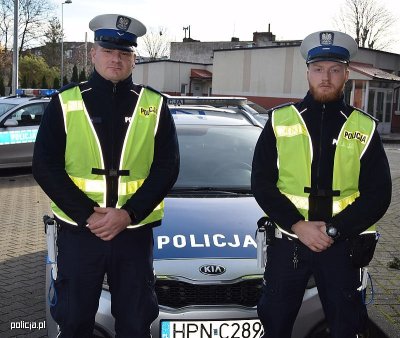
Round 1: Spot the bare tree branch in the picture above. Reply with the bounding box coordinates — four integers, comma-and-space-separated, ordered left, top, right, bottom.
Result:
334, 0, 397, 51
139, 26, 170, 60
0, 0, 55, 53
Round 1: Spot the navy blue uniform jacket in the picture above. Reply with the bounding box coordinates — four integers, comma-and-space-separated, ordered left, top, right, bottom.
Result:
33, 70, 180, 227
251, 92, 391, 239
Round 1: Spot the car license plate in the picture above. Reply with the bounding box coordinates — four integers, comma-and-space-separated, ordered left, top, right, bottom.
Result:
160, 318, 263, 338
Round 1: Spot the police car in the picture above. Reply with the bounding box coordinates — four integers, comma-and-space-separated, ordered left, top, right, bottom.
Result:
165, 94, 269, 125
46, 107, 328, 338
0, 89, 55, 169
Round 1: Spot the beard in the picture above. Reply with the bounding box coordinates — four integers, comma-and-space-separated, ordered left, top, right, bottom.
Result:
309, 83, 344, 103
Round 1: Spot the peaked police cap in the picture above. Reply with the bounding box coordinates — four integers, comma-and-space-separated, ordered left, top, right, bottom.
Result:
300, 30, 358, 64
89, 14, 146, 51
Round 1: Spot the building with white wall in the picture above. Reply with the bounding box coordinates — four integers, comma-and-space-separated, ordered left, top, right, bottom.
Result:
133, 38, 400, 134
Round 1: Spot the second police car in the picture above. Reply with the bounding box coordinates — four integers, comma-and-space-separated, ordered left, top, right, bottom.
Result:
0, 89, 54, 169
46, 105, 328, 338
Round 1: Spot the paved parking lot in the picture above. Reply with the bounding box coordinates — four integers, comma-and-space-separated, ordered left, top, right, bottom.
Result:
0, 144, 399, 338
0, 170, 50, 338
368, 144, 400, 338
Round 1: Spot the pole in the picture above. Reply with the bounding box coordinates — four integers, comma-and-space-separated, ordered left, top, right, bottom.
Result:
61, 3, 64, 86
60, 0, 72, 87
12, 0, 19, 95
85, 32, 88, 73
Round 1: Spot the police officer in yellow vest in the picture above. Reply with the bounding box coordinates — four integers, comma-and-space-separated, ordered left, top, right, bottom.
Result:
251, 31, 391, 338
33, 14, 179, 337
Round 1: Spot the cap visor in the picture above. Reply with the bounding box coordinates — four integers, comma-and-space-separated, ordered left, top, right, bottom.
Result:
98, 41, 135, 52
307, 57, 348, 64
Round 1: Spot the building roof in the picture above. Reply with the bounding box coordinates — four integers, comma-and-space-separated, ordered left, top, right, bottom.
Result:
350, 62, 400, 82
190, 68, 212, 79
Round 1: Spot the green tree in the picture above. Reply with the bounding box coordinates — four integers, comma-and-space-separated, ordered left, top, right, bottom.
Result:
42, 17, 62, 68
63, 75, 69, 86
31, 79, 37, 88
21, 74, 28, 88
78, 69, 87, 82
41, 75, 48, 89
70, 64, 79, 83
19, 54, 58, 89
0, 74, 5, 96
0, 43, 11, 85
53, 76, 60, 89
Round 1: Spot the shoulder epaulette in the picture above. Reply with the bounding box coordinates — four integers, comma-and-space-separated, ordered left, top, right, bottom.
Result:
271, 102, 295, 111
58, 82, 80, 94
142, 85, 166, 98
350, 106, 378, 122
268, 102, 295, 114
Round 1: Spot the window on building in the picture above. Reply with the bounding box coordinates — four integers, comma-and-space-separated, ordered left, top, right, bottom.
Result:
395, 87, 400, 113
386, 91, 393, 123
344, 81, 352, 104
66, 50, 72, 59
180, 84, 187, 95
353, 80, 367, 110
368, 88, 392, 123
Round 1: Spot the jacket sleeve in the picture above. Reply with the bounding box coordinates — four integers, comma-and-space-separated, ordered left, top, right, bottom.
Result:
121, 99, 180, 223
32, 94, 98, 226
251, 119, 305, 233
331, 130, 392, 238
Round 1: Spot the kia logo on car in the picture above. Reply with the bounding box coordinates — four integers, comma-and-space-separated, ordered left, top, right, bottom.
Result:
199, 264, 226, 275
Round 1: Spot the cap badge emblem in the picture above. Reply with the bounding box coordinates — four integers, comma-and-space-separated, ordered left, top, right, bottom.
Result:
320, 32, 334, 46
116, 16, 131, 31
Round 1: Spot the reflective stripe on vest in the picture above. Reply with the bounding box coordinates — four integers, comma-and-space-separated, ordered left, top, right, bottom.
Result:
118, 88, 164, 227
51, 86, 164, 227
271, 105, 376, 238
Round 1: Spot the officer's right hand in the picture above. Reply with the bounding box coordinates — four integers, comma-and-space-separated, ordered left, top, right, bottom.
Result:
86, 207, 131, 241
291, 220, 333, 252
87, 211, 107, 225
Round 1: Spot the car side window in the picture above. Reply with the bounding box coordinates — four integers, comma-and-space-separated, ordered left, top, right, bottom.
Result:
11, 103, 44, 126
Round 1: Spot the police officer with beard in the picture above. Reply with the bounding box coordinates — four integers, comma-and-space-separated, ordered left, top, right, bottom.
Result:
33, 14, 179, 337
251, 31, 391, 338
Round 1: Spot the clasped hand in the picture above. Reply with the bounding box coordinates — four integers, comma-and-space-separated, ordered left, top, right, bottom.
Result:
291, 220, 334, 252
86, 207, 131, 241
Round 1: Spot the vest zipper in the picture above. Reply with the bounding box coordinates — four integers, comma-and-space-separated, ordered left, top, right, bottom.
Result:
109, 84, 117, 207
316, 104, 325, 189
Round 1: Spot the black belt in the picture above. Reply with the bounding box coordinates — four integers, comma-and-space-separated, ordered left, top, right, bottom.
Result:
304, 187, 340, 197
91, 168, 129, 177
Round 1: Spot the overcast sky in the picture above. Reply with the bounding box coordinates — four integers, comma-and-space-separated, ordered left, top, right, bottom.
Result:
55, 0, 400, 54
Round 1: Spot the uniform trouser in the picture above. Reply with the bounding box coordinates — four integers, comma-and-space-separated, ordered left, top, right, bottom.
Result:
257, 237, 368, 338
50, 225, 159, 338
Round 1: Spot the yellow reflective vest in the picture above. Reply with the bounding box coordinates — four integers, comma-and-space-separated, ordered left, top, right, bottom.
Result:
271, 104, 376, 238
51, 86, 164, 228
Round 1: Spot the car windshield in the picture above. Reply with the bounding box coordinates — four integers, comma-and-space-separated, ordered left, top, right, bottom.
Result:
0, 103, 17, 117
247, 101, 269, 114
174, 124, 261, 191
